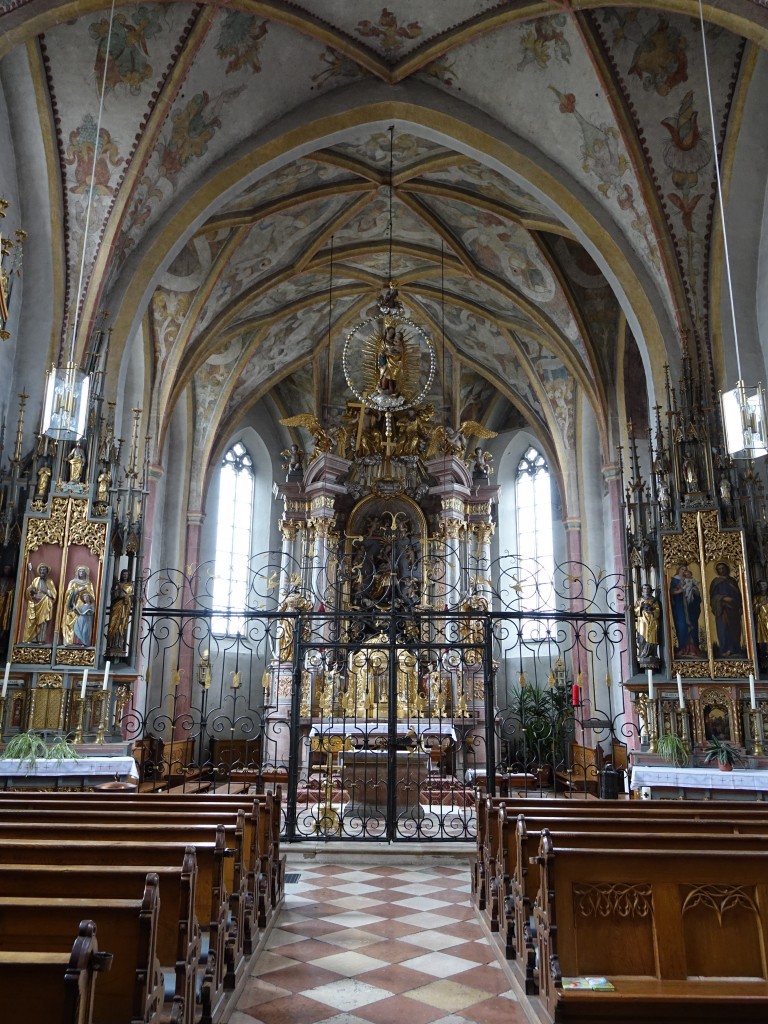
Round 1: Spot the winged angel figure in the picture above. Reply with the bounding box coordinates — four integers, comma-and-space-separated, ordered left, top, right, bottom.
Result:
425, 420, 497, 459
279, 414, 347, 461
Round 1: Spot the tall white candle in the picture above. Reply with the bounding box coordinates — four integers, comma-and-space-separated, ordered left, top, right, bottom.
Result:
647, 668, 654, 700
80, 668, 88, 700
1, 662, 9, 698
749, 673, 757, 711
102, 660, 111, 692
676, 672, 685, 709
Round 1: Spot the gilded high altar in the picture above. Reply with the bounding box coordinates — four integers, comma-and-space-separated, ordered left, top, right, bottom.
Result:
263, 283, 499, 769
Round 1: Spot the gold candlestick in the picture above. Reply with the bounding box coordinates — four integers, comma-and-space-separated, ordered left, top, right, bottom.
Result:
749, 707, 764, 757
73, 695, 86, 745
95, 689, 109, 745
675, 705, 691, 753
647, 698, 659, 753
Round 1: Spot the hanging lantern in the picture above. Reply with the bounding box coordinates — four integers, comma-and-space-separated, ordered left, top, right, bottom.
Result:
720, 381, 768, 459
41, 363, 90, 440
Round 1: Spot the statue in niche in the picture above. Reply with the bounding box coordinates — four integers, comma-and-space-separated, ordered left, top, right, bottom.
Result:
22, 563, 57, 644
633, 582, 661, 668
35, 462, 52, 501
67, 443, 86, 484
275, 577, 312, 663
107, 569, 134, 654
0, 564, 15, 654
96, 466, 110, 503
62, 565, 96, 646
754, 579, 768, 669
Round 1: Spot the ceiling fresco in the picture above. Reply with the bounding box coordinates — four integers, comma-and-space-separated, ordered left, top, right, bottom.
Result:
0, 0, 764, 495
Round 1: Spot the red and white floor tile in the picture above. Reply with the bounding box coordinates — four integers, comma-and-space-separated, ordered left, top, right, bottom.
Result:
226, 860, 528, 1024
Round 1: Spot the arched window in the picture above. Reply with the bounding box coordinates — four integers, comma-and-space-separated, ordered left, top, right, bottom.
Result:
213, 442, 254, 634
516, 446, 554, 623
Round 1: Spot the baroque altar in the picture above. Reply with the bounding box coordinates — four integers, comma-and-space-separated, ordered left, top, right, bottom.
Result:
263, 283, 499, 796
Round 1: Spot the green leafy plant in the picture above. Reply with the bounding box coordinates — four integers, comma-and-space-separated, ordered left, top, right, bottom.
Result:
703, 736, 744, 768
1, 731, 49, 769
509, 682, 574, 772
46, 736, 81, 764
657, 732, 689, 768
1, 731, 81, 770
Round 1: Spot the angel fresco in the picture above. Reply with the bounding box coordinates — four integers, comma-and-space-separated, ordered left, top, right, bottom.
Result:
90, 8, 164, 95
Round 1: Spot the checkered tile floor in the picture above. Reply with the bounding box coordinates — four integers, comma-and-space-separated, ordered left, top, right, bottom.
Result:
226, 860, 528, 1024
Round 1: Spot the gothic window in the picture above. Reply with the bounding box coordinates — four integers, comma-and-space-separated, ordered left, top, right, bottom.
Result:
213, 442, 254, 634
515, 446, 554, 626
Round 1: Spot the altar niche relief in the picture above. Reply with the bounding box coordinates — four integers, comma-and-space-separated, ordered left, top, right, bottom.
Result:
663, 510, 754, 680
344, 497, 426, 618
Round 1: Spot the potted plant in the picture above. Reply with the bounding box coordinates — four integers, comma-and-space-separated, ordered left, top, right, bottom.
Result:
509, 682, 574, 783
657, 732, 689, 768
703, 736, 744, 772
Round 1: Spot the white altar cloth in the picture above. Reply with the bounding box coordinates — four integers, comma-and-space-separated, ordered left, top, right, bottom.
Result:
0, 756, 139, 779
631, 765, 767, 793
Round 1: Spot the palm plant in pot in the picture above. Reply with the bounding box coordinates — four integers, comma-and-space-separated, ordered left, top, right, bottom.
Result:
703, 736, 744, 771
657, 732, 689, 768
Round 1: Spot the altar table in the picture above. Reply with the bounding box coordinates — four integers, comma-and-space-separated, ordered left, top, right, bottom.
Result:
631, 764, 768, 800
0, 756, 139, 790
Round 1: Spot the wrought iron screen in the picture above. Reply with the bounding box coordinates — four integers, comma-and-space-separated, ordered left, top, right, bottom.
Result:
124, 553, 628, 841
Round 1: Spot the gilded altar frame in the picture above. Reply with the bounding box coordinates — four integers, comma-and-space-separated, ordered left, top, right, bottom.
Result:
343, 493, 428, 614
663, 510, 754, 680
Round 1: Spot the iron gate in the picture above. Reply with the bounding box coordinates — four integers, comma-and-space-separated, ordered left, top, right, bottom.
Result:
125, 556, 628, 841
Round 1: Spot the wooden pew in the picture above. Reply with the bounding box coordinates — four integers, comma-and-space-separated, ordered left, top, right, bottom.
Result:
0, 789, 285, 932
0, 874, 172, 1024
0, 855, 197, 1024
488, 805, 768, 935
475, 794, 768, 925
0, 920, 113, 1024
508, 812, 768, 995
0, 805, 254, 944
532, 833, 768, 1023
0, 818, 246, 975
0, 837, 228, 1024
554, 741, 602, 796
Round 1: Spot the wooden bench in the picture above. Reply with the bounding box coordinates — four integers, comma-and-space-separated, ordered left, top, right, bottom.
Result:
474, 794, 768, 919
0, 803, 261, 950
0, 854, 197, 1024
507, 811, 768, 994
0, 789, 286, 931
532, 834, 768, 1022
554, 741, 602, 796
0, 837, 228, 1024
0, 919, 113, 1024
488, 804, 768, 934
0, 874, 171, 1024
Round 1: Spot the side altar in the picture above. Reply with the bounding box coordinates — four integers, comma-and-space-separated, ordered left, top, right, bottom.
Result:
621, 348, 768, 797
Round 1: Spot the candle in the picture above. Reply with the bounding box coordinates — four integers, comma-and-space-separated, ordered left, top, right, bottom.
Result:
676, 672, 685, 709
1, 662, 9, 698
647, 668, 655, 700
102, 660, 110, 691
571, 683, 580, 706
80, 668, 88, 700
749, 673, 757, 711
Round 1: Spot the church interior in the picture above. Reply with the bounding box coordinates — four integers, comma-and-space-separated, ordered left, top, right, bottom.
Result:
0, 1, 768, 1022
